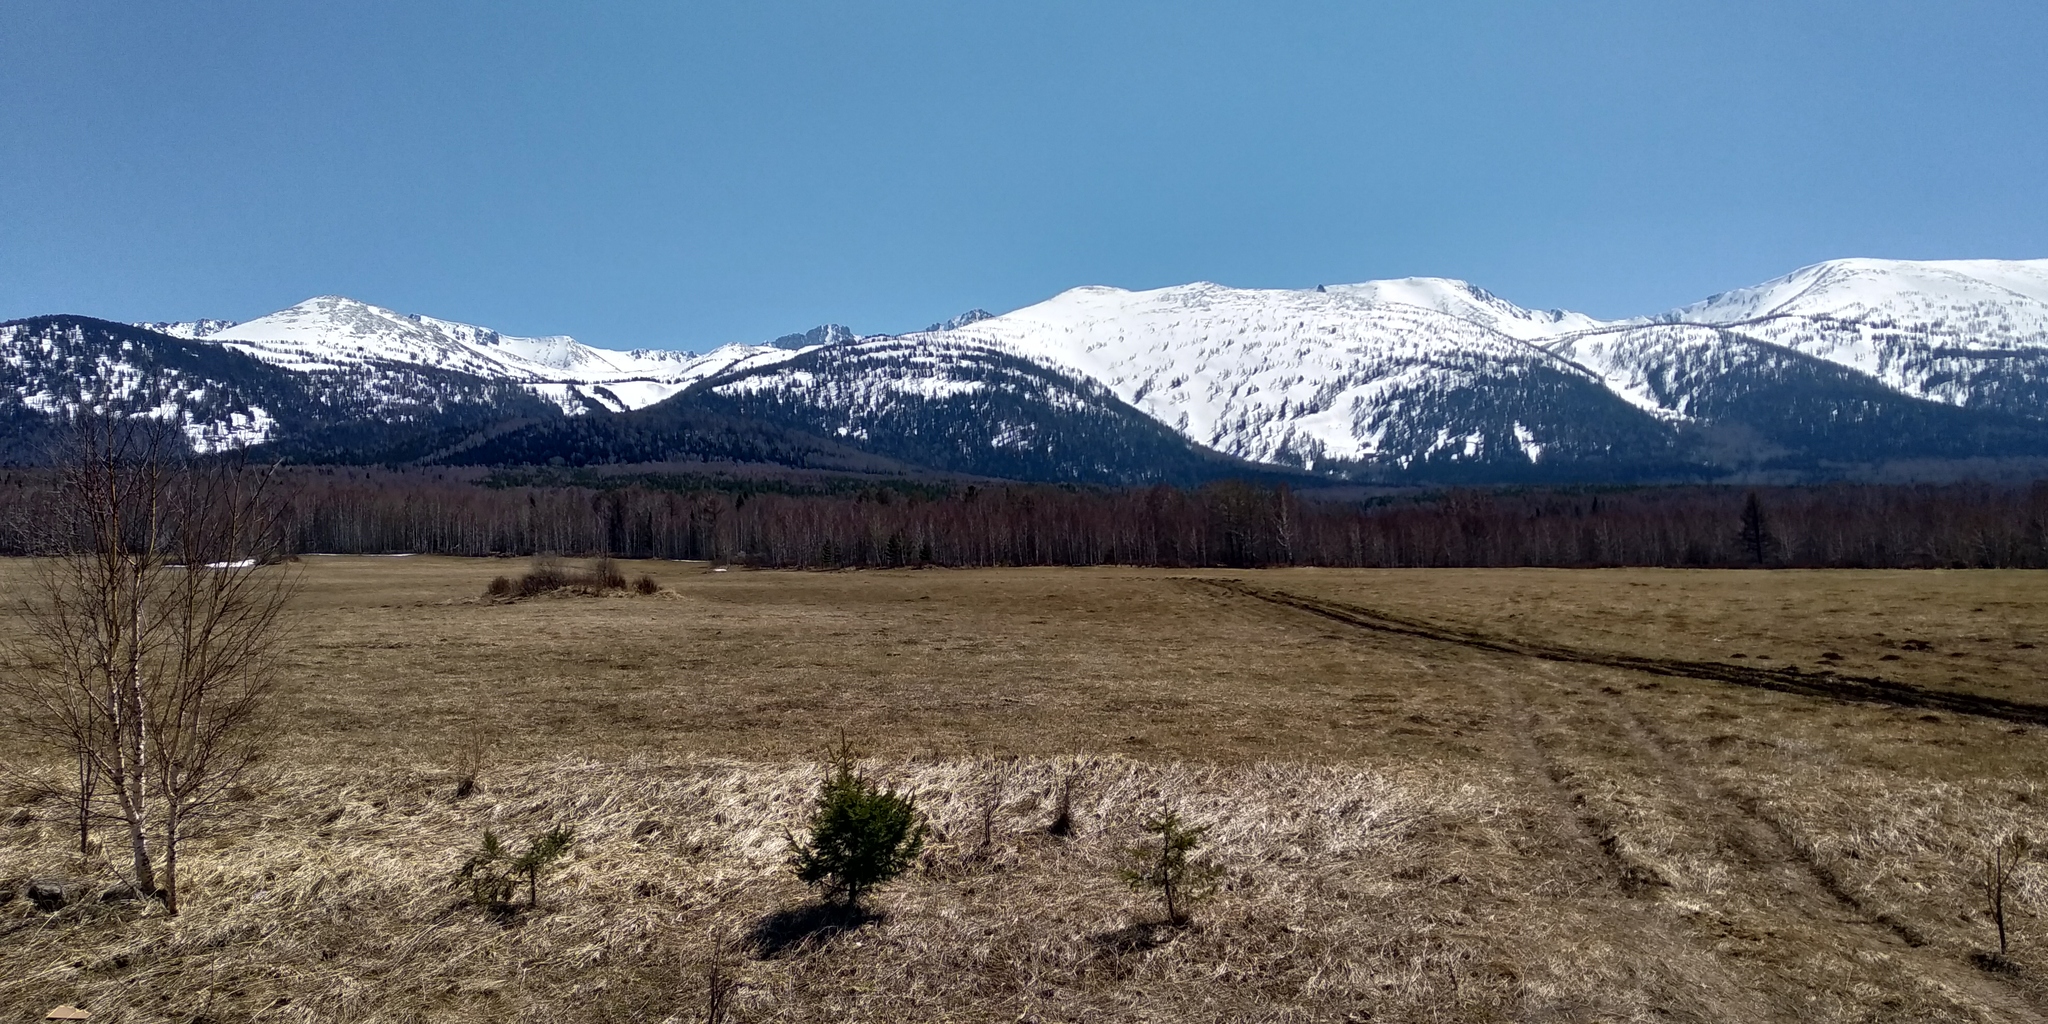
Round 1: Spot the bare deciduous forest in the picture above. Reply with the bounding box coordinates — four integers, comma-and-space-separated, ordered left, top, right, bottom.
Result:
6, 468, 2039, 569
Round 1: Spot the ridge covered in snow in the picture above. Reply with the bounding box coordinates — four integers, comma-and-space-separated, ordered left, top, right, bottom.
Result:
1659, 258, 2048, 327
193, 296, 801, 412
866, 258, 2048, 469
39, 253, 2048, 477
136, 318, 239, 340
1322, 277, 1610, 341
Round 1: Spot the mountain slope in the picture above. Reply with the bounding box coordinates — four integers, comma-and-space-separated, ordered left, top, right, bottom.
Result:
1548, 323, 2048, 469
684, 333, 1275, 483
448, 333, 1282, 484
0, 316, 568, 463
1322, 278, 1608, 341
433, 400, 927, 476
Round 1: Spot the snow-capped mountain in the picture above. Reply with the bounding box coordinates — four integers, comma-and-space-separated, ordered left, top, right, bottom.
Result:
797, 260, 2043, 476
693, 332, 1256, 482
1661, 258, 2048, 328
12, 255, 2048, 481
193, 296, 800, 413
1541, 320, 2048, 468
866, 282, 1672, 473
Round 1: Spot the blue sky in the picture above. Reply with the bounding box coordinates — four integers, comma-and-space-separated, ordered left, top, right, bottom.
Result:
4, 1, 2044, 351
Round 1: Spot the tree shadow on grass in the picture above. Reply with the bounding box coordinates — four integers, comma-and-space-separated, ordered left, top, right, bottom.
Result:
1088, 920, 1180, 957
1971, 951, 2023, 975
746, 902, 879, 959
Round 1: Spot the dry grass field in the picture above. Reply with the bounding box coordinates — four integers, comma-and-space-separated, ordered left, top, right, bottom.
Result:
4, 557, 2048, 1022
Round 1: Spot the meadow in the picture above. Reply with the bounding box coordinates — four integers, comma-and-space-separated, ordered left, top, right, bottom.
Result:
3, 557, 2047, 1022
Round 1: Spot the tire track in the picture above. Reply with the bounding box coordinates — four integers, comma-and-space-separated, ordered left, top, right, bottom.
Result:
1193, 578, 2048, 727
1538, 660, 2048, 1022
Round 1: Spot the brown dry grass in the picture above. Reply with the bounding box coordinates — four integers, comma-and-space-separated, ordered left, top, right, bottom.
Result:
1, 558, 2046, 1022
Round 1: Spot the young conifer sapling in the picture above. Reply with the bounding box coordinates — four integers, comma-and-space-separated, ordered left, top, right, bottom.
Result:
786, 739, 928, 912
1120, 806, 1222, 926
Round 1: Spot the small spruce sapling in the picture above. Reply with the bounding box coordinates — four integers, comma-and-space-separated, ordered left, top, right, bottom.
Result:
459, 830, 516, 908
514, 826, 575, 908
786, 740, 928, 911
459, 825, 574, 910
1120, 806, 1222, 926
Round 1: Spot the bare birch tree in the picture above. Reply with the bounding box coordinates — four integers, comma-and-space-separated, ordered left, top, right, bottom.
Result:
1, 415, 297, 913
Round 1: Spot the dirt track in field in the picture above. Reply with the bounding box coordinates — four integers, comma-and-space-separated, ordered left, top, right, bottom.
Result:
1198, 577, 2048, 726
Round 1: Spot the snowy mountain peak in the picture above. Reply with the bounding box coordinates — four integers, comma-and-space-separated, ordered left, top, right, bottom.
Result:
771, 324, 859, 350
1661, 257, 2048, 326
1020, 276, 1608, 345
1645, 257, 2048, 408
926, 309, 995, 332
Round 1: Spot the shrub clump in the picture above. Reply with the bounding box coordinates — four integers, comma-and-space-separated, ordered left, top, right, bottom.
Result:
484, 557, 644, 600
787, 743, 928, 911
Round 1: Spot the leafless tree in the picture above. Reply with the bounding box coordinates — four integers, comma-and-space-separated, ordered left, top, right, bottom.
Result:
1, 415, 297, 913
1985, 831, 2032, 957
968, 755, 1014, 862
1269, 484, 1299, 565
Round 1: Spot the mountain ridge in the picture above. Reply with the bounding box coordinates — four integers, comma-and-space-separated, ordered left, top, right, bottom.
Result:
7, 255, 2044, 483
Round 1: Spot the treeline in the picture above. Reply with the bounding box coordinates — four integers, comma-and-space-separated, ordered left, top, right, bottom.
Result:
3, 468, 2043, 568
